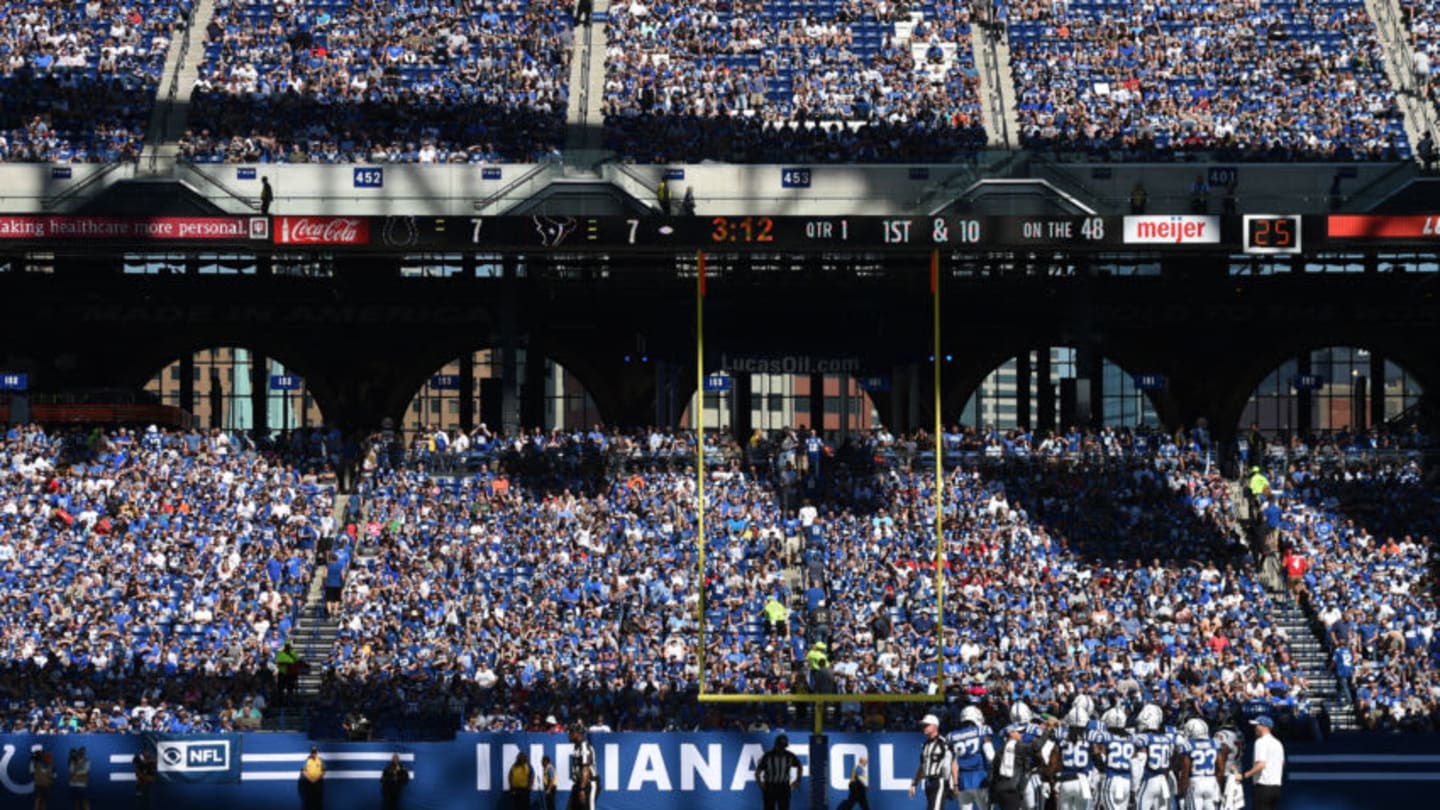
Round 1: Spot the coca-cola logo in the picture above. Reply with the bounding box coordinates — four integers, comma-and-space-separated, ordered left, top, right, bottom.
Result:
274, 217, 370, 245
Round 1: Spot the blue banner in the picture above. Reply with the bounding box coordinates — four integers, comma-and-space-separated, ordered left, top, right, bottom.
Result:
0, 732, 1436, 810
780, 168, 812, 188
1293, 373, 1325, 391
430, 374, 461, 390
0, 374, 26, 392
150, 734, 242, 784
1132, 373, 1166, 391
858, 374, 891, 393
269, 374, 301, 391
353, 167, 384, 188
702, 374, 732, 392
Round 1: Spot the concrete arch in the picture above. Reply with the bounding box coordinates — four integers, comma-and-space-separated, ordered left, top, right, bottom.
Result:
939, 339, 1163, 431
677, 370, 889, 440
1227, 339, 1437, 435
389, 342, 615, 433
134, 338, 334, 430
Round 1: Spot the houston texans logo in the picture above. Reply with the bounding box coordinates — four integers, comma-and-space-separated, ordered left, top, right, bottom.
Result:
533, 216, 577, 247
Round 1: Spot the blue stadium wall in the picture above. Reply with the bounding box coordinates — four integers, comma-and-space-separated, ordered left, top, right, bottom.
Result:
1, 732, 1436, 809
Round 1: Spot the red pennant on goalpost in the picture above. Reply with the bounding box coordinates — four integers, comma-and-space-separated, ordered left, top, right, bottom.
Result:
698, 251, 707, 297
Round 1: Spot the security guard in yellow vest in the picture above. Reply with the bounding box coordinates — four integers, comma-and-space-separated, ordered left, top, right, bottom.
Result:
806, 641, 829, 671
763, 596, 790, 638
509, 752, 535, 810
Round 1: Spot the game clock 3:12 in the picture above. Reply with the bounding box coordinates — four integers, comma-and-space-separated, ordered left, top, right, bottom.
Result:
1243, 214, 1302, 254
710, 216, 775, 244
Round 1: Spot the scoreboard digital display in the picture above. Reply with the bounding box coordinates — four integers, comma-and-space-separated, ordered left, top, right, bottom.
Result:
1, 213, 1438, 253
1243, 215, 1303, 254
376, 215, 1145, 251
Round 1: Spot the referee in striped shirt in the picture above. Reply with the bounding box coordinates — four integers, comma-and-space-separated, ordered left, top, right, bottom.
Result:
909, 714, 951, 810
755, 734, 802, 810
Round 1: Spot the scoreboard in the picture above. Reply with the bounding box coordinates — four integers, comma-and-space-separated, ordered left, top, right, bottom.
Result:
1, 213, 1438, 253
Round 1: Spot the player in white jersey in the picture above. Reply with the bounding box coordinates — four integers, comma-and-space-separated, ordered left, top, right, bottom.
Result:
1055, 702, 1104, 810
1177, 718, 1227, 810
1096, 706, 1138, 810
1133, 704, 1186, 810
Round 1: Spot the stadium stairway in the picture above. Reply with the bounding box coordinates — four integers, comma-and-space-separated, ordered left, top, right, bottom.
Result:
1269, 597, 1362, 732
263, 493, 351, 731
140, 0, 218, 176
974, 19, 1020, 149
564, 0, 611, 174
1366, 0, 1440, 158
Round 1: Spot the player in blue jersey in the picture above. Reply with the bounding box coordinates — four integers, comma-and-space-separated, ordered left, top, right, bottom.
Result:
1096, 706, 1138, 810
1133, 704, 1186, 810
1177, 718, 1227, 810
1055, 700, 1103, 810
948, 705, 994, 810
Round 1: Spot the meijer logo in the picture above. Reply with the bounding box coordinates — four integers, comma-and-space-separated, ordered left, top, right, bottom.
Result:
1123, 215, 1220, 245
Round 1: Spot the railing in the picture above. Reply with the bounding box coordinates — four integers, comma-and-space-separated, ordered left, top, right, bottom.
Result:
177, 161, 261, 210
147, 0, 200, 173
564, 9, 598, 158
1368, 0, 1440, 151
473, 162, 559, 212
977, 23, 1012, 149
40, 161, 128, 211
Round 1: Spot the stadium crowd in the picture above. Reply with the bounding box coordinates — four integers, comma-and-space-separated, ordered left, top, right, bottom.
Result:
1005, 0, 1411, 160
0, 425, 334, 733
311, 422, 1353, 737
1, 416, 1433, 739
0, 0, 188, 162
1248, 430, 1439, 731
602, 0, 988, 162
180, 0, 572, 163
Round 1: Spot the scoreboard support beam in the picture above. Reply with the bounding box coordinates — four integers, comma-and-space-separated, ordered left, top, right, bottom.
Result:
179, 353, 195, 420
250, 350, 268, 437
1297, 353, 1313, 436
1369, 351, 1385, 431
1037, 349, 1054, 435
459, 355, 476, 433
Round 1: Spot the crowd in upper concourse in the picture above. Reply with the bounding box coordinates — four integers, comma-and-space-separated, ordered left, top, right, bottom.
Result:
7, 0, 1440, 163
179, 0, 572, 163
601, 0, 988, 163
0, 0, 189, 162
1004, 0, 1412, 160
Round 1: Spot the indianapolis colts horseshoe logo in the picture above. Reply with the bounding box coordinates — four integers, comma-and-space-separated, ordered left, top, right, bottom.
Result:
381, 216, 419, 247
0, 745, 33, 794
